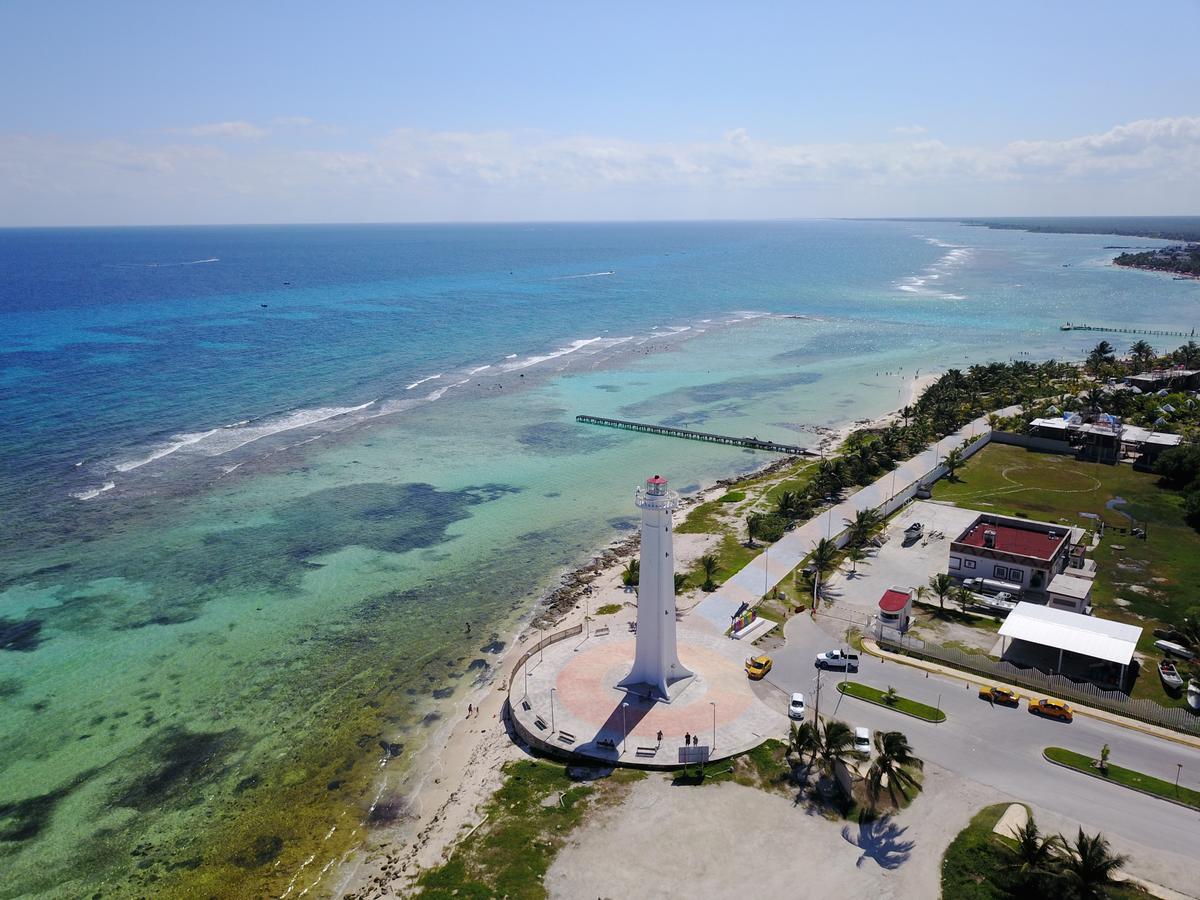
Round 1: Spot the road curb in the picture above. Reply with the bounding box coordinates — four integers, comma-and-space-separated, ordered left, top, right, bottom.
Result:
1040, 749, 1200, 813
834, 682, 946, 723
860, 639, 1200, 750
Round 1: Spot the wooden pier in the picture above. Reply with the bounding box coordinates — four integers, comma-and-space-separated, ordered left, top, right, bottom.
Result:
575, 415, 815, 455
1062, 323, 1195, 339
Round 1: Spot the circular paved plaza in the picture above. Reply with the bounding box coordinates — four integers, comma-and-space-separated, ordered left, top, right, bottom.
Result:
509, 624, 785, 767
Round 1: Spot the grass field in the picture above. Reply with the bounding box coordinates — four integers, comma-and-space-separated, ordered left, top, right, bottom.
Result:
932, 443, 1200, 706
1045, 747, 1200, 810
940, 802, 1146, 899
837, 681, 947, 722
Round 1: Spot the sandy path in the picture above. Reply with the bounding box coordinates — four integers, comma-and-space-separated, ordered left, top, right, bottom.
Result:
337, 527, 720, 897
546, 763, 996, 900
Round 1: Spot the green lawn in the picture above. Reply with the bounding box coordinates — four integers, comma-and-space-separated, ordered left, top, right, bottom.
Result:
932, 443, 1200, 706
594, 603, 622, 616
836, 681, 947, 722
941, 803, 1146, 899
1045, 747, 1200, 810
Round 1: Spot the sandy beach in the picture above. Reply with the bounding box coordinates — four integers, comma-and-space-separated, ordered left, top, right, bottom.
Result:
333, 374, 939, 898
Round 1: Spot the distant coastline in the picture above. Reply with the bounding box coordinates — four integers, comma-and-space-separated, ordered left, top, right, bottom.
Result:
855, 216, 1200, 244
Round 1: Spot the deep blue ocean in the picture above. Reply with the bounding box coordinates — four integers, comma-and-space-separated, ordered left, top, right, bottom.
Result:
1, 220, 1197, 897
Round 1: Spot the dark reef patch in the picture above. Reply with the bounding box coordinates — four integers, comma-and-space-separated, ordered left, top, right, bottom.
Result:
516, 421, 617, 455
0, 768, 99, 842
607, 517, 637, 531
0, 618, 44, 652
232, 834, 284, 869
113, 727, 241, 812
619, 371, 822, 418
481, 639, 505, 654
0, 677, 23, 699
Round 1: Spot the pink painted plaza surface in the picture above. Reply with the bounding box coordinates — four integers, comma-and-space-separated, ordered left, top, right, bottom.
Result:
514, 626, 785, 763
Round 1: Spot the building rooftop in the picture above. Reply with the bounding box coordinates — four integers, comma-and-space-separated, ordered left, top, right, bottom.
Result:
1120, 425, 1183, 446
1047, 572, 1093, 601
955, 517, 1069, 562
999, 602, 1142, 666
878, 588, 910, 613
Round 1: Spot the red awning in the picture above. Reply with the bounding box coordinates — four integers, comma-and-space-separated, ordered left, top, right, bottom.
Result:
879, 589, 910, 613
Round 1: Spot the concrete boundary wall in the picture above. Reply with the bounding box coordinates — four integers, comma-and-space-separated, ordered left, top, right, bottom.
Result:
990, 430, 1075, 455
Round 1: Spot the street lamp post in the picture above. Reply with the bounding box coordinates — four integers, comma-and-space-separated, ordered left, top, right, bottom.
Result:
1176, 763, 1183, 796
621, 702, 629, 754
709, 700, 717, 749
523, 668, 531, 702
550, 687, 557, 734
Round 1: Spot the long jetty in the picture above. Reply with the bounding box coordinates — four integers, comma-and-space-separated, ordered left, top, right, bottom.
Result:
1063, 323, 1195, 339
575, 414, 815, 455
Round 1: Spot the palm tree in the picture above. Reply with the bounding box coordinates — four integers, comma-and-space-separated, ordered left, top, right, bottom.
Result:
1176, 340, 1200, 368
942, 446, 965, 480
621, 558, 640, 590
1057, 828, 1128, 900
844, 545, 866, 577
1129, 339, 1155, 372
816, 719, 855, 783
775, 489, 799, 520
788, 720, 819, 767
746, 512, 765, 548
844, 507, 882, 547
699, 554, 720, 592
1007, 816, 1063, 891
809, 537, 839, 607
865, 730, 923, 808
673, 572, 689, 594
952, 585, 974, 613
927, 573, 954, 611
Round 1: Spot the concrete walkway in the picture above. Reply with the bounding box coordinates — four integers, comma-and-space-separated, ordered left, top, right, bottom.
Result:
695, 409, 1009, 630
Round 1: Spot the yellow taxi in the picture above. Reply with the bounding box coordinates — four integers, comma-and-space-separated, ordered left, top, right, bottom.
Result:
1029, 698, 1073, 722
745, 655, 773, 680
978, 685, 1021, 706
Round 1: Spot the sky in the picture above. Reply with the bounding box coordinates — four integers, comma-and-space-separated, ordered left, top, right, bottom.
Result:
1, 0, 1198, 226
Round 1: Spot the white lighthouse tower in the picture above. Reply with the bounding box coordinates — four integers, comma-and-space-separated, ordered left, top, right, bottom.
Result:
619, 475, 694, 701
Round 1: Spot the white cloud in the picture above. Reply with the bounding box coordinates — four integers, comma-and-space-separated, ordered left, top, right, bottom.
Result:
271, 116, 315, 128
2, 116, 1199, 224
176, 120, 268, 140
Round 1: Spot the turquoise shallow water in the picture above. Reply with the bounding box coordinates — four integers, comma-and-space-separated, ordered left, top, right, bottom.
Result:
0, 221, 1197, 896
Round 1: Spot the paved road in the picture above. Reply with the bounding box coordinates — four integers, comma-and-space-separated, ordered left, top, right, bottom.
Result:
695, 408, 1015, 630
763, 613, 1200, 859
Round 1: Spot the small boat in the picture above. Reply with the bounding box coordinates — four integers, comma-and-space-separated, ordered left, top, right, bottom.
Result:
1060, 323, 1073, 331
1155, 639, 1193, 659
1159, 659, 1184, 690
905, 522, 923, 537
1189, 679, 1200, 712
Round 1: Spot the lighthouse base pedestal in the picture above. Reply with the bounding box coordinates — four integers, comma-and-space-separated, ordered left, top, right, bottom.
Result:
616, 671, 697, 705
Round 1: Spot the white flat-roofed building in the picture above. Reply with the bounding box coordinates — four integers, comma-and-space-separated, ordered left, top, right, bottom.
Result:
998, 601, 1142, 684
1046, 572, 1093, 614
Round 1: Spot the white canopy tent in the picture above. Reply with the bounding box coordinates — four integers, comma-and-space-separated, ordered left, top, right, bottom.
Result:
998, 602, 1143, 680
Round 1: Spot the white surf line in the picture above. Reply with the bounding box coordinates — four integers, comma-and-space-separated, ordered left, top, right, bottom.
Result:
406, 373, 442, 390
71, 481, 115, 501
554, 270, 615, 279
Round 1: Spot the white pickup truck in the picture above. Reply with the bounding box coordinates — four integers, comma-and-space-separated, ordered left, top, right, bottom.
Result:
814, 649, 860, 670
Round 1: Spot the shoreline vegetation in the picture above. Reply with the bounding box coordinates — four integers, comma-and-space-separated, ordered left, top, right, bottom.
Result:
343, 332, 1200, 897
340, 359, 1102, 897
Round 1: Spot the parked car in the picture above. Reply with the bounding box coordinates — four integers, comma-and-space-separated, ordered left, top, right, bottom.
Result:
853, 727, 872, 755
745, 655, 773, 680
1029, 698, 1073, 722
814, 649, 860, 670
788, 692, 806, 720
978, 685, 1020, 706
